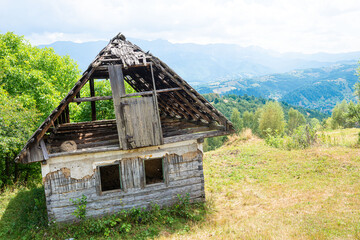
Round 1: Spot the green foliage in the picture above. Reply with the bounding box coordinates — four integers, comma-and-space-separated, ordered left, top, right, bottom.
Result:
259, 101, 286, 137
322, 117, 333, 130
0, 32, 80, 120
347, 101, 360, 125
172, 193, 192, 219
331, 100, 354, 129
203, 93, 327, 136
72, 79, 136, 122
204, 136, 228, 152
0, 32, 80, 188
0, 87, 42, 187
0, 186, 47, 239
230, 108, 243, 133
265, 124, 318, 150
70, 194, 88, 220
287, 108, 306, 134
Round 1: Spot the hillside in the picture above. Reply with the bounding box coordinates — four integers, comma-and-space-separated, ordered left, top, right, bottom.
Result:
164, 129, 360, 239
199, 63, 359, 113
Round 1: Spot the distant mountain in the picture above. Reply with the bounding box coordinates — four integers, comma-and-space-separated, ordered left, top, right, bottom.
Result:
198, 63, 359, 113
39, 38, 360, 85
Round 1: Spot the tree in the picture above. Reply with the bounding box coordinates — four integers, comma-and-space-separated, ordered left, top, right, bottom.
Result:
0, 32, 80, 187
252, 108, 262, 135
348, 63, 360, 126
230, 108, 243, 133
243, 111, 254, 129
0, 32, 80, 121
0, 87, 41, 186
331, 100, 353, 129
203, 136, 227, 152
287, 108, 306, 134
259, 101, 286, 136
347, 101, 360, 125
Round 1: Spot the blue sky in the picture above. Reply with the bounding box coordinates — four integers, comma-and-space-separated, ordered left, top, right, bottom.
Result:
1, 0, 360, 53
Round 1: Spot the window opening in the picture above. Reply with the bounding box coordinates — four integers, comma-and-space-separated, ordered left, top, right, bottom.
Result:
144, 158, 164, 185
99, 164, 121, 191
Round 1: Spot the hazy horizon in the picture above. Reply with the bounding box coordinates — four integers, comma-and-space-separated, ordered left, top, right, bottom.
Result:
2, 0, 360, 54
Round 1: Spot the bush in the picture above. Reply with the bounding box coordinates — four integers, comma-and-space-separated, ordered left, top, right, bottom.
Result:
259, 101, 286, 137
265, 124, 318, 150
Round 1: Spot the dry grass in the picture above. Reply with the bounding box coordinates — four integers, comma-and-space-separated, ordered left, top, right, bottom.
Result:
160, 132, 360, 240
318, 128, 359, 148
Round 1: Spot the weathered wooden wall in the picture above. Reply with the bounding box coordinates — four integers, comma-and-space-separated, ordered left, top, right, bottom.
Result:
42, 140, 205, 222
46, 118, 214, 155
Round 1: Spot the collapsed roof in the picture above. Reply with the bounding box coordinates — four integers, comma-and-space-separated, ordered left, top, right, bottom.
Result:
15, 33, 234, 164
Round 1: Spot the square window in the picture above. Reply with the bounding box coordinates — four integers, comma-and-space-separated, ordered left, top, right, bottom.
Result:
99, 164, 121, 192
144, 158, 164, 185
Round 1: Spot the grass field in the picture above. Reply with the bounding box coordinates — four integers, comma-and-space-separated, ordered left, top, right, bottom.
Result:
162, 128, 360, 239
1, 128, 360, 239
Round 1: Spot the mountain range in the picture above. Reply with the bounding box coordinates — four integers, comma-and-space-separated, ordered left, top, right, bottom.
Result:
39, 38, 360, 84
39, 38, 360, 113
198, 63, 358, 113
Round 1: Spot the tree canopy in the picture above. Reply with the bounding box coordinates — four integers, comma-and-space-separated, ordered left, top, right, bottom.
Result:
259, 101, 286, 136
0, 32, 80, 187
0, 32, 80, 121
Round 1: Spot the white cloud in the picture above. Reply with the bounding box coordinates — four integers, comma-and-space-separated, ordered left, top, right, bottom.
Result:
1, 0, 360, 53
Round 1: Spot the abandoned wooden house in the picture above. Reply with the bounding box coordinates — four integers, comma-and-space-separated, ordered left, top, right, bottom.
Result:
15, 33, 234, 222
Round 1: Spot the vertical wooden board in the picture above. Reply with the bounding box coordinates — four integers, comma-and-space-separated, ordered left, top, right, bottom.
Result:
120, 97, 161, 148
108, 65, 127, 149
120, 160, 127, 191
121, 158, 144, 190
108, 65, 125, 103
138, 158, 145, 189
125, 159, 134, 189
129, 100, 140, 147
163, 155, 170, 186
152, 95, 163, 145
39, 139, 49, 160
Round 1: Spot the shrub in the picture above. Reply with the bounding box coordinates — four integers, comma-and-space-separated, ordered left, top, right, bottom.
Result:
70, 194, 87, 220
259, 101, 286, 137
265, 124, 317, 150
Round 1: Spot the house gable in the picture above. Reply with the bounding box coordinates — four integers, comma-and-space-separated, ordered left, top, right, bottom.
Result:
15, 33, 234, 164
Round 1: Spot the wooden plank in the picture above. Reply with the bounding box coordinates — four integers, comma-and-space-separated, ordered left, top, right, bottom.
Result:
108, 65, 126, 101
48, 145, 120, 158
71, 88, 182, 102
89, 78, 97, 121
108, 65, 127, 150
121, 97, 162, 148
72, 96, 113, 102
39, 139, 49, 160
150, 63, 164, 145
163, 130, 231, 144
120, 87, 182, 98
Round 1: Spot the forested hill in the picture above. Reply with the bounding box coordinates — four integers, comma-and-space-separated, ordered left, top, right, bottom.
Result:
204, 93, 329, 121
199, 63, 358, 113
